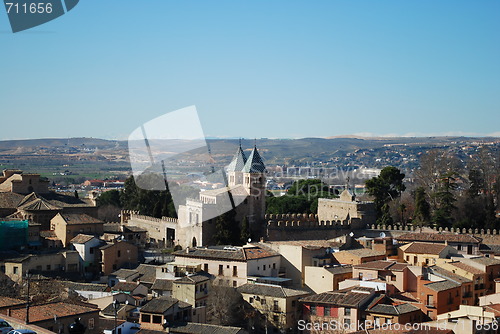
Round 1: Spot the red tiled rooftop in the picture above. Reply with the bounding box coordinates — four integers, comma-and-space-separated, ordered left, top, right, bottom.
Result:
402, 242, 449, 255
450, 262, 485, 275
9, 302, 98, 323
0, 296, 25, 308
397, 232, 481, 244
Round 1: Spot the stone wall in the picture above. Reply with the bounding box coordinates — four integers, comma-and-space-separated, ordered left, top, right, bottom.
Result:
265, 213, 366, 241
364, 224, 500, 245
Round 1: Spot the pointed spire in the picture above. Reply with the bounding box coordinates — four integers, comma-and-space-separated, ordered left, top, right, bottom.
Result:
242, 146, 266, 173
227, 143, 247, 172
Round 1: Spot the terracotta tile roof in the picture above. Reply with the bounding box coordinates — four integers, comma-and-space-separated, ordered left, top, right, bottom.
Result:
424, 280, 460, 292
59, 213, 103, 225
39, 230, 58, 238
480, 244, 500, 255
354, 260, 408, 271
70, 234, 98, 244
140, 297, 181, 314
175, 271, 212, 284
428, 265, 472, 283
65, 282, 110, 292
136, 264, 158, 284
243, 246, 279, 260
300, 286, 374, 307
470, 256, 500, 266
450, 261, 485, 275
151, 279, 174, 291
9, 302, 98, 323
18, 196, 60, 211
112, 282, 142, 292
110, 268, 141, 281
0, 192, 24, 208
402, 242, 449, 255
368, 302, 420, 315
237, 283, 310, 298
174, 245, 279, 262
397, 232, 481, 244
336, 248, 386, 258
101, 302, 135, 317
0, 296, 25, 308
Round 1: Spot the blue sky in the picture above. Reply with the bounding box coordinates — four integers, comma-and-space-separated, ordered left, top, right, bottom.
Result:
1, 0, 499, 140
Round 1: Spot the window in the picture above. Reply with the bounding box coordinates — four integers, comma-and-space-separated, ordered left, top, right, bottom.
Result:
141, 314, 151, 323
427, 294, 434, 306
261, 298, 266, 305
249, 297, 254, 303
227, 265, 229, 269
88, 318, 95, 330
273, 263, 276, 269
218, 265, 223, 275
325, 307, 330, 316
13, 266, 19, 274
47, 265, 51, 270
345, 307, 351, 316
233, 266, 238, 277
233, 281, 237, 287
118, 250, 121, 257
263, 265, 266, 270
90, 248, 94, 254
291, 300, 296, 307
310, 305, 316, 315
204, 264, 208, 272
344, 318, 351, 327
273, 315, 279, 322
152, 315, 162, 324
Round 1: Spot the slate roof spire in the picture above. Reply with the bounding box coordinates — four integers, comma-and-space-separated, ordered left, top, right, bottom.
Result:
242, 145, 266, 173
227, 141, 247, 172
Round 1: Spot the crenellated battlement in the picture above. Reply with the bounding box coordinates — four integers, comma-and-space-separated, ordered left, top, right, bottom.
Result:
368, 224, 499, 236
121, 210, 178, 224
265, 213, 365, 230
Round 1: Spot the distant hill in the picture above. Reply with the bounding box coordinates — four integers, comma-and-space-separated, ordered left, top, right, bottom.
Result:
0, 136, 498, 179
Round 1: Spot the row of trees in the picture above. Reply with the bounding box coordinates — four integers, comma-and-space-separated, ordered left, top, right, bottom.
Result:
266, 179, 338, 214
367, 147, 499, 229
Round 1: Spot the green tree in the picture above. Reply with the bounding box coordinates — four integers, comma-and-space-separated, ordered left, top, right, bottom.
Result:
213, 209, 241, 246
365, 166, 406, 224
266, 179, 337, 214
120, 175, 176, 218
413, 187, 431, 226
97, 189, 122, 207
432, 172, 458, 227
240, 216, 251, 244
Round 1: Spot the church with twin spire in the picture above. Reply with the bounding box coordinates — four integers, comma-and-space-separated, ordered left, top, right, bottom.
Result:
175, 143, 267, 248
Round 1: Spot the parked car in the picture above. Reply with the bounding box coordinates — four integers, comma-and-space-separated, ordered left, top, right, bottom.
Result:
0, 320, 13, 334
7, 330, 37, 334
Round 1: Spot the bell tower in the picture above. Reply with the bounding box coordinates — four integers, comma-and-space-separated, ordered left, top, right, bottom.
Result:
241, 144, 266, 226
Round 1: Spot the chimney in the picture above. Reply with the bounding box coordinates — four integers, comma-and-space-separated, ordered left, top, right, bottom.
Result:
186, 247, 190, 254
